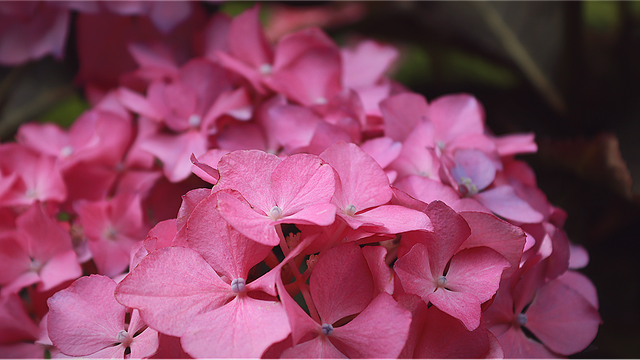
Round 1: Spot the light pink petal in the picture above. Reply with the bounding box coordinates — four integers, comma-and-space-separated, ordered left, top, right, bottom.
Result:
0, 233, 31, 286
568, 242, 590, 269
0, 293, 40, 343
181, 296, 290, 358
380, 92, 429, 142
359, 137, 402, 169
266, 104, 321, 152
47, 275, 125, 356
320, 142, 391, 212
496, 326, 559, 358
341, 40, 398, 89
394, 175, 460, 205
493, 132, 538, 156
279, 203, 337, 227
117, 87, 163, 120
227, 5, 273, 68
17, 202, 72, 261
428, 287, 482, 331
474, 185, 544, 223
271, 153, 335, 214
129, 327, 160, 359
275, 268, 322, 346
525, 278, 601, 355
215, 150, 281, 213
394, 243, 437, 300
349, 204, 431, 234
311, 243, 373, 325
429, 93, 485, 144
140, 129, 209, 183
190, 149, 229, 185
187, 192, 272, 279
127, 42, 179, 74
37, 249, 81, 292
331, 293, 411, 358
451, 148, 496, 192
115, 246, 232, 337
202, 87, 252, 129
445, 247, 510, 303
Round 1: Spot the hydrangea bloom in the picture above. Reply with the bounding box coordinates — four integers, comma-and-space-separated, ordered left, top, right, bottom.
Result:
0, 3, 601, 359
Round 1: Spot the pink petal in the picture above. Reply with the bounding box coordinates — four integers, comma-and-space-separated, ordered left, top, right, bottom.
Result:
445, 247, 510, 303
187, 192, 272, 279
227, 5, 273, 69
215, 150, 280, 213
458, 211, 526, 276
47, 275, 125, 356
215, 190, 279, 246
525, 278, 601, 355
362, 246, 394, 295
271, 153, 335, 214
474, 185, 544, 223
380, 92, 429, 142
341, 40, 398, 89
414, 306, 492, 359
281, 336, 347, 359
394, 243, 437, 300
181, 296, 290, 358
348, 204, 431, 234
320, 142, 391, 212
493, 132, 538, 156
311, 243, 374, 325
115, 246, 232, 337
424, 201, 471, 274
359, 137, 402, 169
331, 293, 411, 358
429, 93, 485, 145
140, 129, 209, 183
428, 287, 482, 331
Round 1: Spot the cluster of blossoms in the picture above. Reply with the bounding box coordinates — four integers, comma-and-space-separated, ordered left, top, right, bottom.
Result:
0, 3, 601, 359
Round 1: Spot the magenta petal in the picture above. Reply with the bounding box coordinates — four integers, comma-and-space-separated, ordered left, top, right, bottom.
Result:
474, 185, 544, 223
227, 5, 273, 68
524, 278, 601, 355
331, 293, 411, 358
47, 275, 125, 356
181, 296, 289, 358
445, 247, 510, 303
311, 243, 374, 325
428, 287, 482, 331
414, 306, 492, 359
187, 192, 272, 279
115, 247, 231, 337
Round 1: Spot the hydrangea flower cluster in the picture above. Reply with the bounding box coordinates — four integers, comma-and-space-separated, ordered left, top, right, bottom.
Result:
0, 3, 601, 359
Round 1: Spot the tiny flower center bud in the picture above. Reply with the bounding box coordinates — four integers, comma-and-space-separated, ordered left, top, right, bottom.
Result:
436, 141, 446, 150
116, 330, 133, 347
269, 206, 283, 220
259, 63, 272, 75
437, 275, 447, 287
103, 226, 118, 241
231, 278, 246, 293
517, 313, 528, 326
345, 204, 357, 216
59, 145, 73, 158
188, 114, 201, 128
315, 97, 327, 105
458, 177, 478, 197
320, 323, 333, 336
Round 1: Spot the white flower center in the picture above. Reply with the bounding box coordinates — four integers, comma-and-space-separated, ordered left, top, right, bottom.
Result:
517, 313, 528, 326
231, 278, 246, 293
320, 323, 333, 336
188, 114, 201, 128
437, 275, 447, 287
259, 63, 272, 75
315, 97, 327, 105
59, 145, 73, 158
269, 206, 283, 220
345, 204, 357, 216
458, 177, 478, 197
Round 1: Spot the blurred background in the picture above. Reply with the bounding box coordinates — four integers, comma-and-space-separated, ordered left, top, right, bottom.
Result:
1, 1, 639, 358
